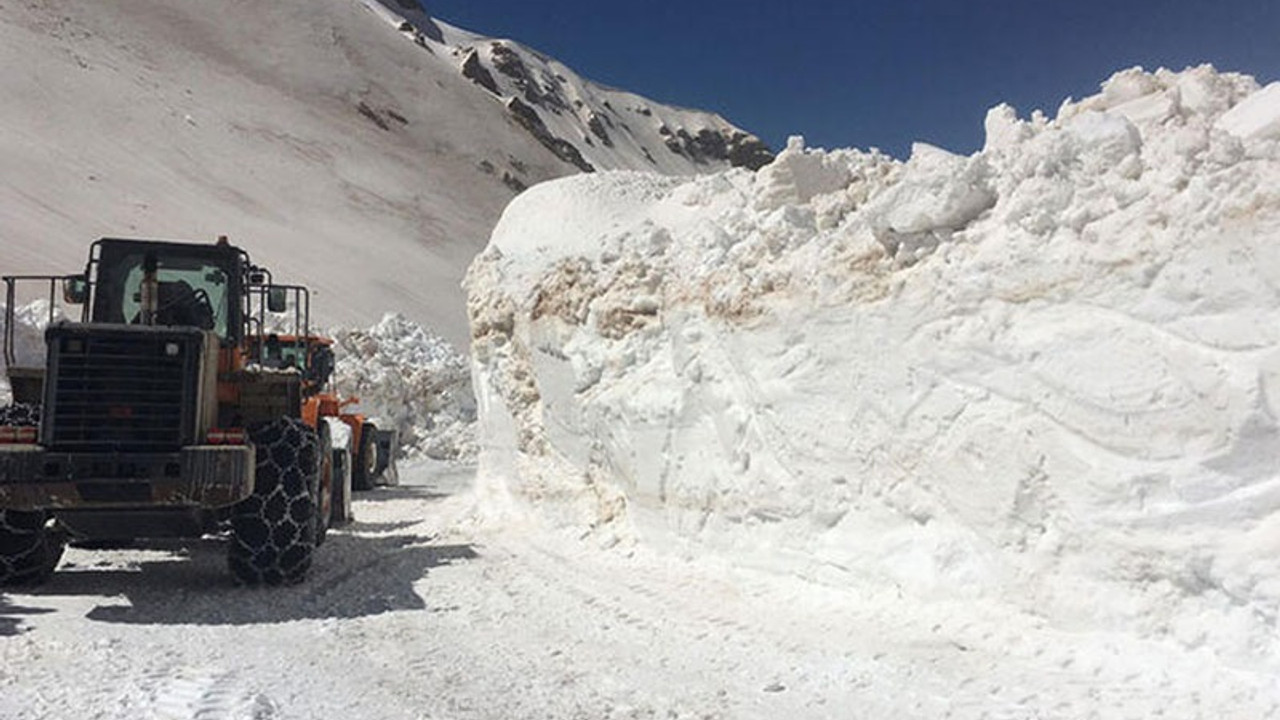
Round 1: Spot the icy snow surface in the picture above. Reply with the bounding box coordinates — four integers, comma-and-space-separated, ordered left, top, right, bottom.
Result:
467, 64, 1280, 675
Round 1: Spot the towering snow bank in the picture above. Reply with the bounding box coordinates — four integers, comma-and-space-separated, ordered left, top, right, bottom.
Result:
466, 65, 1280, 666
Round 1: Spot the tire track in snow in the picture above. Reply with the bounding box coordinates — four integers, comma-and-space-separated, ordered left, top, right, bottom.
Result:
150, 669, 277, 720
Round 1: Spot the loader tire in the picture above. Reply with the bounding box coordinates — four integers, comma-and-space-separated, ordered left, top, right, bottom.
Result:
228, 417, 319, 586
351, 422, 378, 491
0, 402, 40, 428
0, 510, 65, 586
0, 404, 61, 586
330, 446, 352, 526
315, 421, 333, 547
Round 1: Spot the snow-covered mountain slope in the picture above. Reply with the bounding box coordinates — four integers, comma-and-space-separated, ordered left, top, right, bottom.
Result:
466, 65, 1280, 672
0, 0, 769, 346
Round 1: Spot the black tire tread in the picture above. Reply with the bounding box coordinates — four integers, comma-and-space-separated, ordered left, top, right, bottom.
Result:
0, 509, 64, 586
0, 404, 61, 586
351, 422, 378, 492
0, 403, 40, 428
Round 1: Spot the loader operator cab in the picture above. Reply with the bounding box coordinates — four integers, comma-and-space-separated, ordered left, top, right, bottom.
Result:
2, 237, 271, 407
85, 239, 246, 344
250, 333, 336, 394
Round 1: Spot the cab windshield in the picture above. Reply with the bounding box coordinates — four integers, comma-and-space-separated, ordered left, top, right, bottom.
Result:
256, 336, 310, 370
91, 242, 240, 341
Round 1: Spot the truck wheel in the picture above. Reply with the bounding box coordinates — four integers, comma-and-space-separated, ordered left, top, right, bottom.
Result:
315, 421, 333, 546
0, 510, 65, 586
228, 417, 319, 586
330, 446, 352, 525
351, 422, 378, 491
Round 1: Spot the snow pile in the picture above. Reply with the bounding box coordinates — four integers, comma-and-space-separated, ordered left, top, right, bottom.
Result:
0, 301, 65, 404
331, 313, 476, 461
466, 65, 1280, 667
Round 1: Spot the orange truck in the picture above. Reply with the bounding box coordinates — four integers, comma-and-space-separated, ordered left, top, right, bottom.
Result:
245, 332, 398, 492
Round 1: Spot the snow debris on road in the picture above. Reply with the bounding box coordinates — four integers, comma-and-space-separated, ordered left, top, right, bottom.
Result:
331, 312, 477, 461
466, 62, 1280, 693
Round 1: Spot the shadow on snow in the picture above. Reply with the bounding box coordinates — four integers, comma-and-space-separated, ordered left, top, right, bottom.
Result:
354, 484, 454, 503
13, 520, 478, 627
0, 595, 56, 636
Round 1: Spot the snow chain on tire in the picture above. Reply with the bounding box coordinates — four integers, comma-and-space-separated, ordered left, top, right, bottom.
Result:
0, 403, 63, 586
0, 509, 65, 586
0, 402, 41, 428
228, 417, 319, 586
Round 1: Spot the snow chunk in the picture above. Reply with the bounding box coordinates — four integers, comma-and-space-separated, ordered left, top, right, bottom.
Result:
753, 136, 854, 211
862, 143, 995, 255
1216, 82, 1280, 141
1100, 66, 1163, 106
1063, 110, 1143, 174
983, 103, 1032, 153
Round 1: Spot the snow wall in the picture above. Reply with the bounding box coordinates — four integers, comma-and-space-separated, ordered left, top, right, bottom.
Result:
465, 66, 1280, 667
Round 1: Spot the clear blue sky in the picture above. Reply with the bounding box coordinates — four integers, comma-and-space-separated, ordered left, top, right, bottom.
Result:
422, 0, 1278, 159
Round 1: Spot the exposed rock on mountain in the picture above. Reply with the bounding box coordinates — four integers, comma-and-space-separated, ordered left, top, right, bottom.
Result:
449, 31, 774, 176
460, 48, 499, 95
506, 97, 595, 172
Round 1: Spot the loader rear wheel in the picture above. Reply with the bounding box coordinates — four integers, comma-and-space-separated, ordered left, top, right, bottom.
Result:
351, 422, 378, 491
228, 417, 319, 586
0, 510, 65, 586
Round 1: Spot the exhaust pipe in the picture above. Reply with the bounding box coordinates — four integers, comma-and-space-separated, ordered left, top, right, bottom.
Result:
139, 252, 159, 325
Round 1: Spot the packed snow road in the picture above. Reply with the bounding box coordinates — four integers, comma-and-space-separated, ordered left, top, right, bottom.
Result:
1, 461, 1275, 720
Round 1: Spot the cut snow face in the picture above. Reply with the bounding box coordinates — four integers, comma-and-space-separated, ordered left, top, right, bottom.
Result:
466, 65, 1280, 669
